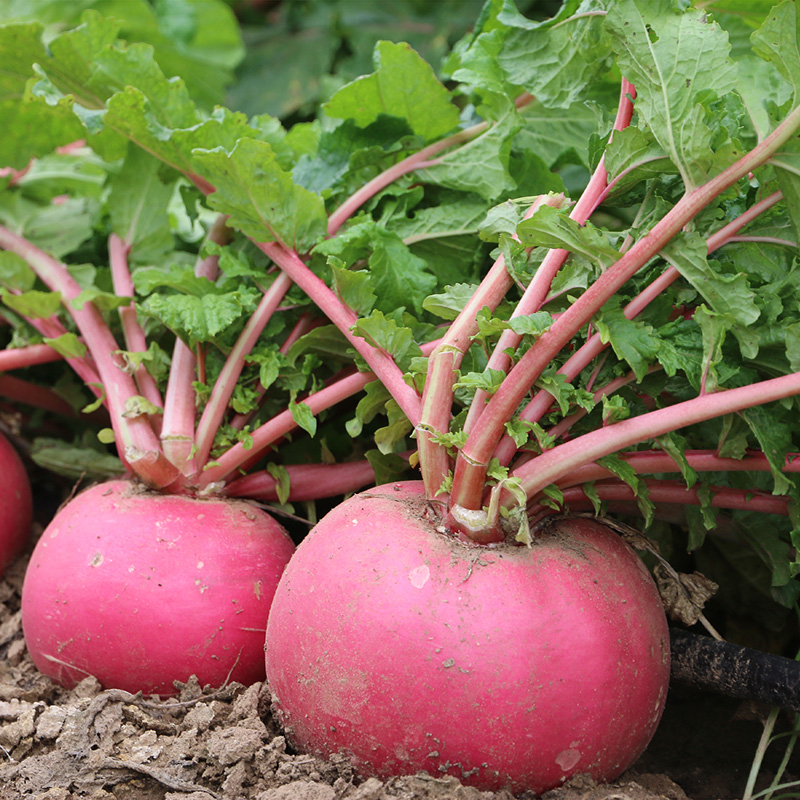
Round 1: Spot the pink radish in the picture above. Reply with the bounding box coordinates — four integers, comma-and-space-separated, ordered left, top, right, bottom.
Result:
265, 482, 669, 792
0, 431, 32, 577
22, 479, 294, 695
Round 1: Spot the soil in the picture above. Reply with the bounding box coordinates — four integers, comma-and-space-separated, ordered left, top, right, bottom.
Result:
2, 523, 799, 800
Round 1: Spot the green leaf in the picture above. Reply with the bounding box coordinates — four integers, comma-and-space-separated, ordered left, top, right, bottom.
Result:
1, 288, 63, 318
194, 138, 327, 250
374, 398, 413, 454
0, 251, 35, 291
266, 463, 291, 505
290, 396, 317, 437
0, 94, 85, 170
534, 372, 580, 417
423, 283, 478, 320
366, 229, 436, 316
693, 306, 734, 393
495, 1, 613, 109
654, 432, 697, 489
132, 264, 219, 297
539, 482, 565, 511
29, 437, 124, 480
787, 322, 800, 371
9, 0, 242, 109
317, 222, 436, 315
0, 22, 47, 100
122, 394, 162, 418
662, 232, 761, 331
141, 289, 258, 347
351, 310, 422, 373
287, 325, 351, 364
597, 452, 655, 527
324, 40, 460, 142
594, 297, 659, 381
771, 136, 800, 244
0, 194, 99, 259
603, 126, 675, 198
418, 101, 521, 201
365, 449, 409, 485
507, 311, 553, 337
43, 332, 86, 359
97, 427, 115, 444
123, 0, 244, 110
346, 380, 392, 438
517, 203, 621, 270
244, 348, 282, 393
741, 405, 795, 496
388, 195, 490, 246
514, 100, 599, 169
606, 0, 738, 189
751, 0, 800, 102
736, 54, 793, 141
505, 418, 554, 451
450, 27, 515, 116
328, 258, 376, 317
108, 147, 175, 263
70, 286, 131, 312
454, 367, 506, 394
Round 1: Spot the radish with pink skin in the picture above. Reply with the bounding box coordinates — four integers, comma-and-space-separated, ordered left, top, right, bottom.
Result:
0, 431, 32, 577
22, 479, 294, 695
266, 482, 669, 793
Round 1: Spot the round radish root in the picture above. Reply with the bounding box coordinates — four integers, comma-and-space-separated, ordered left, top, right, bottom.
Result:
265, 481, 669, 794
0, 432, 33, 577
22, 479, 294, 695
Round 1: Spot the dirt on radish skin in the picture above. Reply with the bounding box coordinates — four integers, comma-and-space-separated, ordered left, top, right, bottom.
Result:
0, 431, 33, 578
265, 482, 670, 795
21, 479, 295, 696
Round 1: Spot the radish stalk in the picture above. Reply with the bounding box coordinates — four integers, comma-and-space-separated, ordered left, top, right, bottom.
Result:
449, 103, 800, 516
0, 225, 179, 488
108, 233, 164, 421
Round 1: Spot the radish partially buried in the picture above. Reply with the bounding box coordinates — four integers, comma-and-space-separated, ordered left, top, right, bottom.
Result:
22, 479, 294, 695
265, 482, 669, 794
0, 431, 32, 577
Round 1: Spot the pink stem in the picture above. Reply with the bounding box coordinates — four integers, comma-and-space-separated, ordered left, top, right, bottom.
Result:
0, 225, 179, 489
160, 215, 229, 474
418, 194, 568, 496
0, 343, 64, 370
492, 190, 786, 467
464, 79, 636, 436
258, 240, 423, 427
512, 370, 800, 503
228, 312, 319, 432
192, 270, 293, 472
451, 104, 800, 513
224, 459, 379, 502
556, 449, 800, 489
554, 480, 790, 518
0, 373, 80, 417
108, 233, 164, 419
